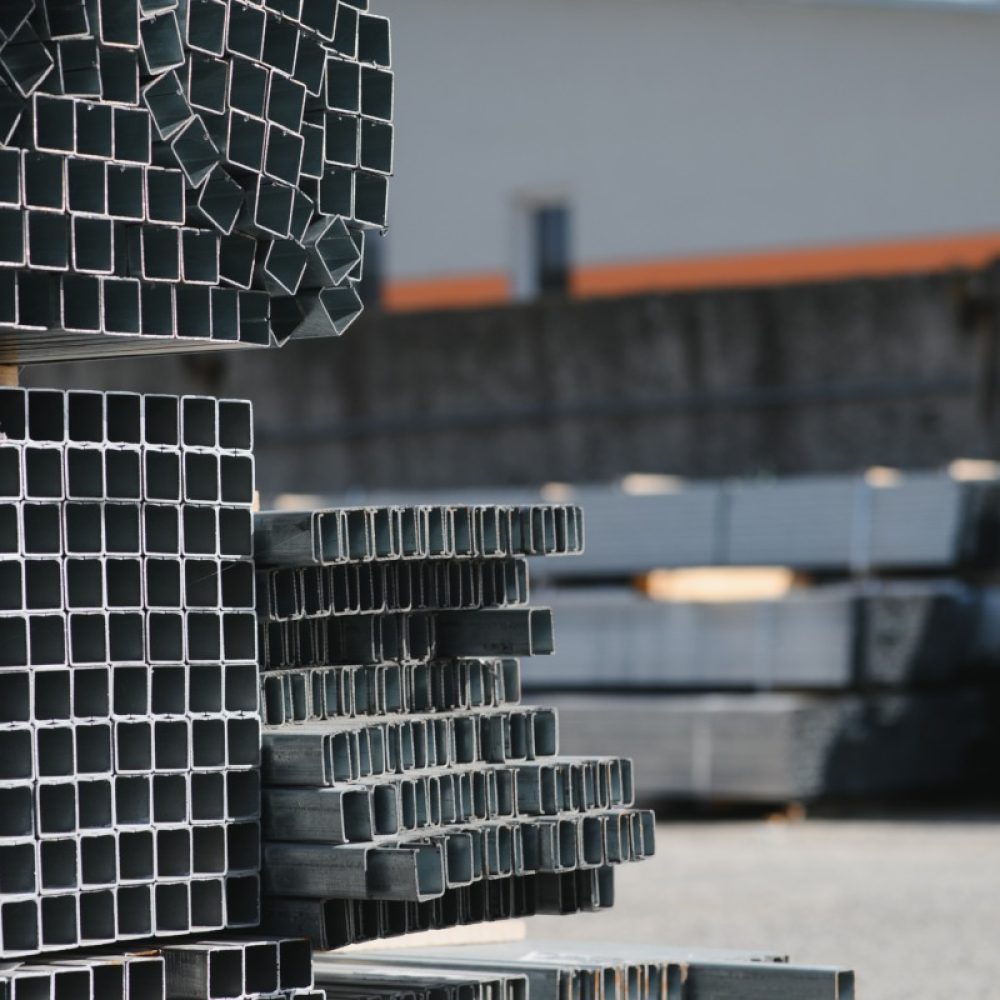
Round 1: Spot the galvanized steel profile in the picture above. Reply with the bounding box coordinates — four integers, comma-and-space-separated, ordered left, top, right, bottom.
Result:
322, 941, 855, 1000
0, 0, 392, 363
256, 502, 655, 948
0, 386, 261, 958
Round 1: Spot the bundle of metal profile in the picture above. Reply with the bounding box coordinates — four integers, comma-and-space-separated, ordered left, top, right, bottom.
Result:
261, 706, 563, 782
315, 960, 528, 1000
319, 941, 855, 1000
258, 606, 562, 669
257, 502, 655, 947
0, 386, 261, 959
0, 935, 320, 999
256, 557, 532, 625
314, 470, 1000, 577
0, 951, 166, 999
161, 935, 319, 998
268, 870, 617, 950
263, 809, 653, 897
262, 756, 639, 836
260, 712, 655, 902
259, 656, 523, 726
523, 580, 983, 692
0, 0, 393, 363
548, 689, 988, 803
253, 505, 585, 568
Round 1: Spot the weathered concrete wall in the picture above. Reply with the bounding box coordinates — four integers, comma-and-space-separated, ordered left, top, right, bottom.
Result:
22, 269, 1000, 497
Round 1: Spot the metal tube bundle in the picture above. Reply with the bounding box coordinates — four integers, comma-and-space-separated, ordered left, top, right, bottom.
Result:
0, 386, 261, 959
161, 936, 320, 999
0, 0, 392, 363
315, 961, 530, 1000
0, 951, 167, 1000
0, 934, 321, 999
255, 503, 656, 949
317, 941, 856, 1000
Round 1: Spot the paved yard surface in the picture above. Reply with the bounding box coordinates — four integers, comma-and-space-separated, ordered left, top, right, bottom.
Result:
526, 813, 1000, 999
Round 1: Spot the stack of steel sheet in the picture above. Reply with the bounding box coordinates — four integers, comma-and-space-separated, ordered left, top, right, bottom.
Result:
0, 0, 391, 363
253, 503, 657, 949
0, 386, 261, 958
316, 941, 856, 1000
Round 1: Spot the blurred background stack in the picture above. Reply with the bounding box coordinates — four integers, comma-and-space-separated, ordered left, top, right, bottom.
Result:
531, 468, 1000, 805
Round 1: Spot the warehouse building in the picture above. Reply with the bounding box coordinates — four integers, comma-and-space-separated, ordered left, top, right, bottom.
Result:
374, 0, 1000, 310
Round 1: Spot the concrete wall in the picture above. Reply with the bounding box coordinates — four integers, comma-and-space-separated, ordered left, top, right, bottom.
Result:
23, 267, 1000, 497
377, 0, 1000, 288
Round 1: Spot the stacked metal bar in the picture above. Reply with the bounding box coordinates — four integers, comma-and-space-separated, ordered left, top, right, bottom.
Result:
0, 935, 321, 998
253, 504, 657, 949
317, 941, 856, 1000
0, 386, 261, 959
317, 962, 529, 1000
161, 936, 321, 998
0, 0, 391, 363
0, 951, 167, 999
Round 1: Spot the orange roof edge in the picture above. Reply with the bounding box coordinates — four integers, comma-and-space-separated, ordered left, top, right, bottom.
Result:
573, 232, 1000, 298
384, 273, 510, 312
383, 231, 1000, 313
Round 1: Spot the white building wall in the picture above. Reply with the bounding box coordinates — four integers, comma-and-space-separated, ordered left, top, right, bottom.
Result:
377, 0, 1000, 297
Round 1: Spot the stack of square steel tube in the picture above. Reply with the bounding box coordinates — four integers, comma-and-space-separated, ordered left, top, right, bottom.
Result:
0, 934, 324, 998
0, 937, 858, 1000
0, 387, 260, 959
316, 942, 857, 1000
253, 503, 657, 949
0, 0, 389, 363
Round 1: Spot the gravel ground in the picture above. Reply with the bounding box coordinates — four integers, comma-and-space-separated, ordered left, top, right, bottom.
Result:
525, 813, 1000, 999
